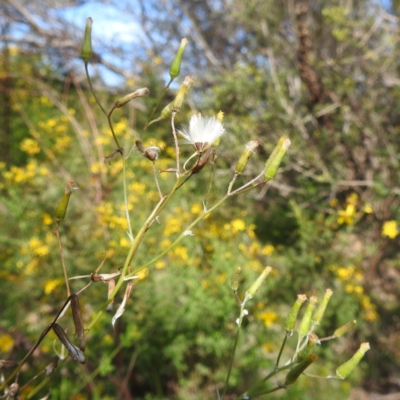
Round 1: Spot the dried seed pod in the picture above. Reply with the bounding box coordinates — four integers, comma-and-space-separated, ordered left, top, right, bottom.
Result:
53, 324, 85, 364
70, 294, 85, 351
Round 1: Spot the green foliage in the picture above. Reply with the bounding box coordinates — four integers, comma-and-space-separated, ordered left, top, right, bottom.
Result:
3, 0, 398, 398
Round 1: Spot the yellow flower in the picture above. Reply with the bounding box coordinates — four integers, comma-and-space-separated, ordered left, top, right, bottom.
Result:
0, 334, 14, 353
382, 220, 398, 239
231, 219, 246, 232
44, 278, 64, 294
337, 204, 356, 225
20, 138, 40, 155
363, 204, 373, 214
257, 311, 278, 327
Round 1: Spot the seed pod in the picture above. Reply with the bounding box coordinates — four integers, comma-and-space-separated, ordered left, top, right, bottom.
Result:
70, 294, 85, 351
264, 137, 291, 182
334, 320, 357, 338
114, 88, 149, 108
244, 266, 272, 302
284, 354, 317, 386
55, 180, 79, 222
297, 296, 318, 340
81, 17, 93, 63
53, 324, 85, 364
231, 266, 241, 292
169, 38, 188, 80
336, 342, 370, 379
235, 140, 259, 174
312, 289, 333, 328
173, 76, 194, 112
285, 294, 307, 335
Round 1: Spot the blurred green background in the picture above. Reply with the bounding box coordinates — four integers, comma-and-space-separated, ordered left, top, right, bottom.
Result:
1, 0, 400, 399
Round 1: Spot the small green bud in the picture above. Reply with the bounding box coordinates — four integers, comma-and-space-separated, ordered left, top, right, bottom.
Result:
284, 354, 317, 386
297, 333, 319, 362
114, 88, 149, 108
231, 266, 241, 292
244, 266, 272, 302
170, 38, 188, 80
336, 342, 370, 379
334, 320, 357, 338
264, 137, 291, 182
81, 17, 93, 63
298, 296, 318, 340
173, 76, 194, 111
55, 180, 79, 222
312, 288, 333, 329
235, 140, 259, 174
285, 294, 307, 335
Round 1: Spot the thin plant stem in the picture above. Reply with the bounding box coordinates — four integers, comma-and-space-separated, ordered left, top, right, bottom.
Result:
171, 111, 180, 176
221, 327, 240, 400
125, 193, 230, 278
56, 221, 71, 297
26, 377, 50, 399
122, 156, 133, 242
0, 297, 72, 391
242, 361, 298, 398
275, 334, 288, 370
84, 63, 121, 150
227, 173, 238, 195
153, 162, 163, 199
87, 177, 184, 330
144, 78, 173, 130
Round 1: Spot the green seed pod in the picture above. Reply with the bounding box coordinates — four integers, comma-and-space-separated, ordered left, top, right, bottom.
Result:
173, 76, 194, 111
231, 266, 241, 292
244, 266, 272, 302
336, 342, 370, 379
297, 333, 319, 362
334, 320, 357, 338
264, 137, 291, 182
55, 180, 79, 222
81, 17, 93, 63
170, 38, 188, 80
114, 88, 149, 108
235, 140, 259, 174
285, 294, 307, 335
297, 296, 318, 340
284, 354, 317, 386
312, 288, 333, 329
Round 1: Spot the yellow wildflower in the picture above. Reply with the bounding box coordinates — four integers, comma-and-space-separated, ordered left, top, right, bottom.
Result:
382, 220, 398, 239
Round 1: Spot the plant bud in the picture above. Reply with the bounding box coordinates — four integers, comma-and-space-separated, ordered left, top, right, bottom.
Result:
285, 294, 307, 335
173, 76, 194, 111
312, 288, 333, 328
81, 17, 93, 63
297, 333, 319, 361
336, 342, 370, 379
235, 140, 259, 174
298, 296, 318, 339
244, 266, 272, 302
55, 180, 79, 222
284, 354, 317, 386
169, 38, 188, 80
231, 266, 241, 292
334, 320, 357, 338
136, 140, 160, 162
114, 88, 149, 108
264, 137, 291, 182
